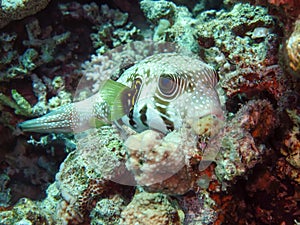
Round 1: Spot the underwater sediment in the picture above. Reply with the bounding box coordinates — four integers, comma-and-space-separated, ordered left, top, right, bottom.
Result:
0, 0, 299, 225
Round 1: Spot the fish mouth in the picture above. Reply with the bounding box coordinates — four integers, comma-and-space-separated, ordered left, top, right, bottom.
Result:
17, 104, 76, 133
17, 95, 112, 133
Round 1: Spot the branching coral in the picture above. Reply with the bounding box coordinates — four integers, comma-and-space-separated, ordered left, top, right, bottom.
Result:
0, 90, 33, 117
0, 18, 70, 81
0, 16, 73, 130
59, 2, 142, 54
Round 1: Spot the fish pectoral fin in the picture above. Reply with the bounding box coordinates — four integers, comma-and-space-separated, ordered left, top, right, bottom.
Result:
99, 79, 133, 121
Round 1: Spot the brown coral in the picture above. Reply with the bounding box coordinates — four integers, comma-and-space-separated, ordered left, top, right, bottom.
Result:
220, 65, 292, 100
280, 109, 300, 170
208, 100, 276, 184
276, 157, 300, 184
286, 18, 300, 76
235, 99, 277, 140
268, 0, 300, 16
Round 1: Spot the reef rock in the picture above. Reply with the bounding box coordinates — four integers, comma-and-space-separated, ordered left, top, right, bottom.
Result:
285, 18, 300, 77
0, 0, 51, 29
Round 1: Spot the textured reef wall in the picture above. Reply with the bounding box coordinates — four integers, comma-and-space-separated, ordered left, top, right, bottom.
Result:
0, 0, 51, 29
0, 0, 299, 225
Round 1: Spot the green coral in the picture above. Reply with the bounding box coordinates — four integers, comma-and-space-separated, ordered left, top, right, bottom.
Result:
4, 48, 39, 80
0, 90, 32, 117
0, 174, 11, 207
11, 90, 33, 116
0, 18, 70, 82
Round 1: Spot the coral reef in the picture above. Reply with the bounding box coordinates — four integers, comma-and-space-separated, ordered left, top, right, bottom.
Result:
0, 197, 53, 224
0, 1, 299, 225
89, 194, 126, 225
177, 191, 217, 224
195, 3, 277, 70
11, 96, 275, 224
0, 18, 71, 81
0, 16, 76, 132
59, 2, 143, 54
213, 100, 276, 184
140, 0, 200, 52
53, 127, 131, 224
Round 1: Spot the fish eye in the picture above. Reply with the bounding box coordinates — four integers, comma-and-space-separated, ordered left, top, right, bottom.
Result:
158, 75, 177, 96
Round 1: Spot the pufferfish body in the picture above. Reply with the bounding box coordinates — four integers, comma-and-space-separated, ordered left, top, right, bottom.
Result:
18, 53, 224, 135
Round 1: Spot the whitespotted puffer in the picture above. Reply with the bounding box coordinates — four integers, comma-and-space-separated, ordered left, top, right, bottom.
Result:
18, 53, 224, 135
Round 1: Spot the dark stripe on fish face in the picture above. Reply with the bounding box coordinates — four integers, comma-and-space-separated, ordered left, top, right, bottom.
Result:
128, 108, 136, 127
139, 105, 148, 127
127, 103, 148, 129
153, 98, 174, 131
160, 113, 174, 131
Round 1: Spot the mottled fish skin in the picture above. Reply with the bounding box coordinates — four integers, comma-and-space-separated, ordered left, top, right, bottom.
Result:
18, 53, 223, 134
